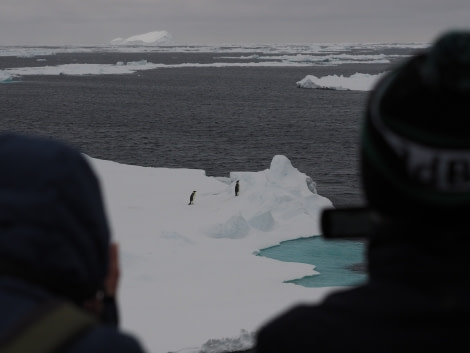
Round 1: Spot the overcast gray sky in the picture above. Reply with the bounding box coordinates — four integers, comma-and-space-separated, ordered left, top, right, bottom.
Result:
1, 0, 470, 46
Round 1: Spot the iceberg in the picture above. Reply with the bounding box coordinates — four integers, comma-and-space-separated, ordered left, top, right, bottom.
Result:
297, 72, 385, 91
0, 71, 13, 82
86, 154, 334, 353
110, 30, 173, 46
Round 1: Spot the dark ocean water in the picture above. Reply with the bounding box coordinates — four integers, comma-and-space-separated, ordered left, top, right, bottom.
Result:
0, 50, 401, 207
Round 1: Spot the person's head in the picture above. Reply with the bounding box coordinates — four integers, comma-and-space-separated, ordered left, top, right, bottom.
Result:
361, 30, 470, 226
0, 133, 110, 303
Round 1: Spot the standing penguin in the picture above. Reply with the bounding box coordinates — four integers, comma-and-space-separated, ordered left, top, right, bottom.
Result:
235, 180, 240, 196
188, 191, 196, 205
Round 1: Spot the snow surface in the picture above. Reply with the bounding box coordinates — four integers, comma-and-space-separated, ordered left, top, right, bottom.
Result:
110, 30, 173, 46
87, 155, 337, 353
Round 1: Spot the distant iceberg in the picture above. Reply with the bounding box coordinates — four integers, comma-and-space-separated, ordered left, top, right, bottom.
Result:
297, 73, 385, 91
0, 71, 13, 83
110, 30, 173, 46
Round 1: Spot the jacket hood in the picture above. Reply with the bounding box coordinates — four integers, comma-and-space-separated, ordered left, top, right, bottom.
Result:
0, 133, 110, 301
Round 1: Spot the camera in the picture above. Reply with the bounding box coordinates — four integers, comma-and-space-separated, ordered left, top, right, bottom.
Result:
321, 207, 380, 239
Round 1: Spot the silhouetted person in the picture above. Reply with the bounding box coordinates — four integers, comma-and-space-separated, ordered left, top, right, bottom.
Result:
0, 133, 146, 352
256, 30, 470, 353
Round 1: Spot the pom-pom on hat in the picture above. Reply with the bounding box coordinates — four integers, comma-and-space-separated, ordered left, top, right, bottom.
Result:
361, 30, 470, 222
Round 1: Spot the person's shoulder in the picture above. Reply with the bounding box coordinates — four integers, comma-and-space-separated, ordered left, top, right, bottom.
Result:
68, 325, 147, 353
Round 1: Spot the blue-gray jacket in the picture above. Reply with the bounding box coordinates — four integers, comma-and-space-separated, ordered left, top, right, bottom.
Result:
0, 133, 146, 352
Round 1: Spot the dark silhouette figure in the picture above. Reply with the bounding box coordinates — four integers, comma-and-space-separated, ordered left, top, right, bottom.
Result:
0, 133, 146, 352
235, 180, 240, 196
255, 30, 470, 353
188, 190, 196, 205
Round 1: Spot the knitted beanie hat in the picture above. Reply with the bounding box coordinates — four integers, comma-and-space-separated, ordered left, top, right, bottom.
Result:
361, 30, 470, 222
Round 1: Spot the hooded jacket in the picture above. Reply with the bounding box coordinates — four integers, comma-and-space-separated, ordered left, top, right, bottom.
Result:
0, 133, 146, 352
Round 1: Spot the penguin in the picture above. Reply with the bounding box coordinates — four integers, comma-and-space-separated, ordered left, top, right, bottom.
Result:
235, 180, 240, 196
188, 191, 196, 205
